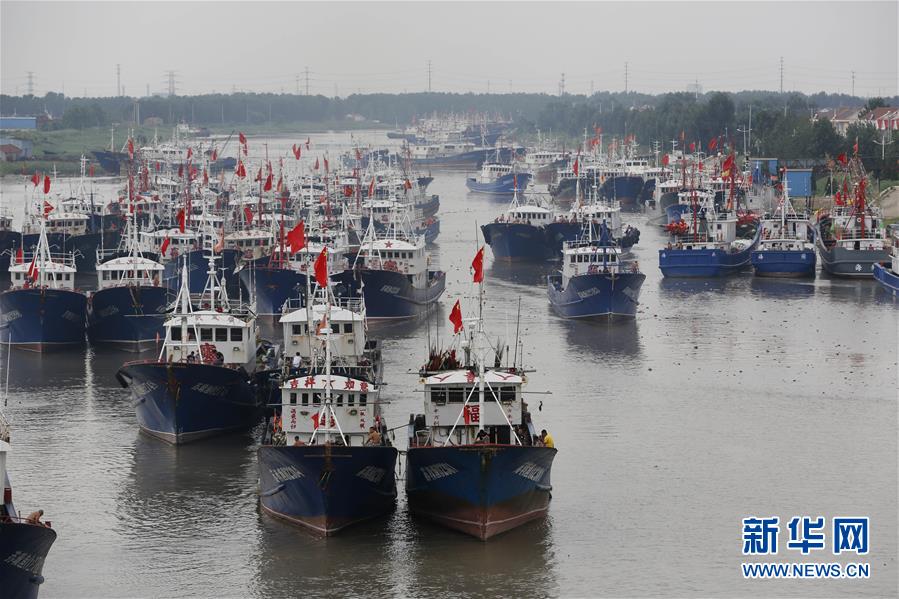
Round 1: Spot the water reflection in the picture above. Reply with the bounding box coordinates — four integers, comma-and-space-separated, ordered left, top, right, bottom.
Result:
559, 318, 642, 365
657, 276, 747, 298
749, 276, 816, 299
487, 260, 556, 288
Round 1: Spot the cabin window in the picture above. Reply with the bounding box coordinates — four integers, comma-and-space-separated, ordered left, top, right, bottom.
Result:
289, 392, 297, 405
65, 273, 71, 281
187, 328, 196, 341
336, 394, 343, 406
301, 393, 309, 406
570, 255, 576, 263
343, 323, 353, 334
200, 328, 213, 341
215, 328, 228, 341
170, 328, 182, 341
347, 394, 355, 406
716, 224, 722, 230
292, 324, 302, 335
448, 387, 465, 403
500, 386, 516, 403
312, 393, 322, 405
230, 328, 243, 341
431, 387, 447, 405
359, 394, 367, 406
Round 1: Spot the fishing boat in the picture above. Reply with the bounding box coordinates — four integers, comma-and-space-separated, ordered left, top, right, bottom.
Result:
0, 206, 21, 272
345, 212, 445, 319
257, 279, 396, 535
658, 190, 759, 278
406, 252, 557, 540
544, 180, 640, 254
547, 224, 645, 319
87, 202, 170, 351
466, 163, 531, 195
0, 416, 57, 599
815, 159, 888, 278
481, 187, 556, 262
873, 227, 899, 294
1, 220, 86, 352
750, 185, 816, 277
116, 260, 263, 444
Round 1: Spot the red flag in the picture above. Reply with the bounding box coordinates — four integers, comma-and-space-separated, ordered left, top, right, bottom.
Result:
264, 173, 273, 192
403, 179, 412, 190
160, 236, 171, 256
449, 299, 463, 334
155, 161, 161, 172
276, 176, 283, 193
323, 158, 329, 172
254, 167, 262, 182
27, 255, 38, 282
239, 132, 247, 146
236, 160, 246, 178
343, 185, 354, 197
243, 205, 254, 225
471, 247, 484, 283
852, 137, 859, 155
30, 171, 40, 187
661, 154, 670, 166
837, 152, 847, 166
127, 138, 134, 160
211, 148, 218, 162
314, 247, 328, 288
177, 164, 184, 179
43, 200, 54, 216
698, 161, 704, 172
186, 147, 193, 161
177, 208, 186, 233
689, 142, 696, 152
292, 144, 301, 159
313, 157, 320, 170
708, 137, 718, 151
89, 164, 95, 177
189, 166, 198, 181
368, 178, 376, 197
573, 156, 580, 177
355, 148, 362, 161
722, 154, 735, 171
43, 175, 51, 194
203, 169, 209, 185
287, 221, 305, 254
15, 247, 23, 265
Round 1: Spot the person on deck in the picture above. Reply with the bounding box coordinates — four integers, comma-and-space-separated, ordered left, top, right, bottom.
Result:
475, 430, 490, 444
291, 352, 302, 373
292, 436, 305, 446
366, 427, 382, 446
25, 509, 44, 525
540, 429, 554, 449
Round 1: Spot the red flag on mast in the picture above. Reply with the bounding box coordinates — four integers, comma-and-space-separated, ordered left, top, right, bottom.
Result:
176, 208, 186, 233
313, 247, 328, 288
449, 300, 464, 334
263, 173, 273, 192
661, 154, 670, 166
573, 156, 580, 177
287, 221, 306, 254
30, 171, 40, 187
313, 157, 320, 170
471, 247, 485, 283
243, 205, 254, 225
235, 160, 246, 178
238, 132, 247, 145
160, 236, 171, 256
15, 247, 23, 265
43, 175, 51, 194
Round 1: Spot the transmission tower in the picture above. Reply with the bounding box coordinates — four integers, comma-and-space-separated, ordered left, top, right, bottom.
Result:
26, 71, 34, 96
779, 57, 784, 93
117, 64, 121, 96
305, 66, 310, 95
163, 70, 178, 97
427, 60, 432, 92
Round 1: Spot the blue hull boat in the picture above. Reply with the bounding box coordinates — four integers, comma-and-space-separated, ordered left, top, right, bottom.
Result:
544, 222, 640, 254
0, 518, 57, 599
86, 285, 171, 350
751, 249, 816, 277
873, 262, 899, 295
257, 445, 398, 535
163, 249, 240, 295
406, 444, 557, 540
547, 272, 645, 319
116, 361, 261, 444
0, 288, 86, 351
600, 175, 645, 212
659, 244, 755, 277
481, 222, 552, 262
466, 173, 531, 195
344, 269, 446, 319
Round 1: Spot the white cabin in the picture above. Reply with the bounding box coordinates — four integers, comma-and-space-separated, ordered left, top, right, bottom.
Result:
163, 311, 256, 369
9, 254, 77, 290
226, 228, 274, 261
561, 242, 634, 286
140, 228, 200, 262
95, 256, 165, 289
358, 236, 428, 282
279, 373, 380, 446
474, 163, 513, 184
420, 369, 523, 446
280, 298, 366, 361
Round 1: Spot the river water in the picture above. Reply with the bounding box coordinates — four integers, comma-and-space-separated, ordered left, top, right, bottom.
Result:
0, 131, 896, 597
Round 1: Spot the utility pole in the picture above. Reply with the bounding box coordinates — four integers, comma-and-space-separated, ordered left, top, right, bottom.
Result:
779, 56, 784, 94
26, 71, 34, 96
590, 80, 594, 96
427, 60, 432, 92
116, 64, 121, 96
559, 73, 565, 97
873, 131, 894, 161
851, 70, 856, 97
296, 74, 300, 95
624, 61, 628, 94
305, 66, 310, 95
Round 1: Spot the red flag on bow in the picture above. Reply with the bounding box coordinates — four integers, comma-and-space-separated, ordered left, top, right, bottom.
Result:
211, 148, 218, 162
243, 205, 254, 225
573, 156, 580, 177
287, 221, 306, 254
314, 247, 328, 288
449, 299, 464, 334
177, 208, 186, 233
471, 247, 484, 283
264, 173, 273, 192
708, 137, 718, 151
43, 175, 51, 194
254, 167, 262, 182
160, 236, 171, 256
235, 160, 246, 178
276, 175, 283, 193
323, 158, 329, 172
689, 142, 696, 153
837, 152, 848, 166
31, 171, 40, 187
27, 254, 38, 282
43, 201, 54, 216
186, 147, 193, 161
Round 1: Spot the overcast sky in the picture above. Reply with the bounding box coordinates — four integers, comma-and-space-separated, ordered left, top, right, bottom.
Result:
2, 1, 896, 98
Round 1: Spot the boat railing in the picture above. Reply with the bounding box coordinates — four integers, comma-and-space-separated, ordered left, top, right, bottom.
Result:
281, 296, 364, 315
0, 515, 53, 527
19, 251, 77, 267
